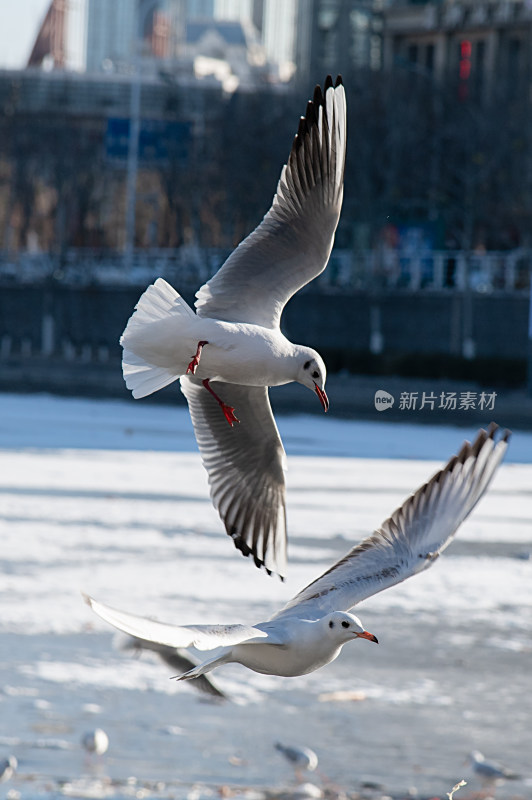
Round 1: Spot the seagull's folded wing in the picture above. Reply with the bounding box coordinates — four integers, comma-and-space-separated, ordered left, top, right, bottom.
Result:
272, 424, 510, 622
84, 595, 269, 650
181, 376, 287, 577
195, 76, 346, 329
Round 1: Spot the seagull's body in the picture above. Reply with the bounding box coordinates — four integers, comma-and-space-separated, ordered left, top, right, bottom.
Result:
275, 742, 318, 774
0, 755, 17, 783
469, 750, 519, 788
193, 613, 377, 679
120, 76, 346, 577
126, 315, 309, 390
85, 425, 509, 684
81, 729, 109, 756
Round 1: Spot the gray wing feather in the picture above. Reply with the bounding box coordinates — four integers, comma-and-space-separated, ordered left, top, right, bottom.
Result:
273, 424, 510, 621
120, 635, 227, 699
195, 77, 346, 328
181, 376, 287, 577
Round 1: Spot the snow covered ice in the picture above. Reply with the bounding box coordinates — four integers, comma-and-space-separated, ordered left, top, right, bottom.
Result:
0, 392, 531, 799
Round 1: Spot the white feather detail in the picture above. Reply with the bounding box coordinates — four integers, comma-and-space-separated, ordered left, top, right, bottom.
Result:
120, 278, 198, 399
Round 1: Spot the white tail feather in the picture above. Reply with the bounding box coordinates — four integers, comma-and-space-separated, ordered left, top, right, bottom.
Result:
120, 278, 199, 399
177, 652, 230, 681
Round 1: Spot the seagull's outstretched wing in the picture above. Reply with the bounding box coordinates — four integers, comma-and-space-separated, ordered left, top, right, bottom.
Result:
181, 376, 287, 577
195, 76, 346, 329
84, 594, 272, 650
273, 424, 510, 622
119, 635, 228, 699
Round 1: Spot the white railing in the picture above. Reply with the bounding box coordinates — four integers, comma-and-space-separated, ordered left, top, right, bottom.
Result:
0, 247, 530, 292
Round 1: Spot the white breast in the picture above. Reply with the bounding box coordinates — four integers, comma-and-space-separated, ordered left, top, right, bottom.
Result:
194, 321, 297, 387
231, 620, 343, 677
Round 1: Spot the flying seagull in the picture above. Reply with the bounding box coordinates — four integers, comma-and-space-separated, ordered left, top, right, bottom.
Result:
120, 76, 346, 578
84, 425, 508, 683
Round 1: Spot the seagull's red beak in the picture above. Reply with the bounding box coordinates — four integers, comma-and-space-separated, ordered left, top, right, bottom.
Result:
314, 383, 329, 412
356, 630, 379, 644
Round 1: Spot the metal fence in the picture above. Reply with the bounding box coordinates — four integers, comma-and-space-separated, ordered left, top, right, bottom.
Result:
0, 247, 530, 292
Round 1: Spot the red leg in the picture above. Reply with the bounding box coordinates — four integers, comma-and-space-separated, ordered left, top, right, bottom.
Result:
202, 379, 240, 426
186, 340, 209, 375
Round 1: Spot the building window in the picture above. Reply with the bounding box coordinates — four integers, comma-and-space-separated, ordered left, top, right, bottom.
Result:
425, 43, 434, 72
508, 38, 522, 83
407, 43, 418, 64
474, 39, 485, 96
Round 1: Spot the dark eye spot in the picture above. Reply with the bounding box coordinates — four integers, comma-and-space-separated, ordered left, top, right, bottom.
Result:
304, 360, 311, 370
328, 620, 334, 629
312, 371, 319, 379
341, 620, 350, 628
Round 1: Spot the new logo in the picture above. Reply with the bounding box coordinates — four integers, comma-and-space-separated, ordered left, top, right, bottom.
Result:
374, 390, 394, 411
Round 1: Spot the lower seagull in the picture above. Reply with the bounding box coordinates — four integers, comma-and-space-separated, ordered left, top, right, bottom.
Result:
468, 750, 520, 790
81, 729, 109, 756
275, 742, 318, 782
0, 756, 17, 784
84, 424, 509, 683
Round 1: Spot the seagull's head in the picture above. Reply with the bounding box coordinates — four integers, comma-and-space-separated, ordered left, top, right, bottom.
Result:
323, 611, 379, 644
469, 751, 485, 765
297, 350, 329, 412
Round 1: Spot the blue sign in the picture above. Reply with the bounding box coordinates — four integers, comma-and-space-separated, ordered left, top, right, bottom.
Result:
105, 118, 192, 164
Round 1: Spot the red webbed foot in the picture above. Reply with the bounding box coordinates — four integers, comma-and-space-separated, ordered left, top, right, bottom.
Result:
202, 379, 240, 427
186, 340, 209, 375
221, 404, 239, 427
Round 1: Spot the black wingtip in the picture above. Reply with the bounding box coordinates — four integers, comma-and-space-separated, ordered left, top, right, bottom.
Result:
306, 98, 318, 127
228, 528, 284, 579
291, 75, 344, 157
486, 421, 498, 439
484, 421, 511, 444
294, 116, 308, 151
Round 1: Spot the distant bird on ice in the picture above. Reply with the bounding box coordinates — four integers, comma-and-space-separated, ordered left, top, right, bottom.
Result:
120, 76, 346, 578
84, 425, 508, 684
468, 749, 520, 789
0, 755, 17, 783
119, 634, 227, 699
81, 728, 109, 756
275, 742, 318, 781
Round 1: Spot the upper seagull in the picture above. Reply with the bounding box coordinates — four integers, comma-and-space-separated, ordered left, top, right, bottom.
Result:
84, 424, 509, 684
120, 76, 346, 578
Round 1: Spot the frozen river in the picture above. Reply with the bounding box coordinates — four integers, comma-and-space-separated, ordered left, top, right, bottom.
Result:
0, 393, 531, 799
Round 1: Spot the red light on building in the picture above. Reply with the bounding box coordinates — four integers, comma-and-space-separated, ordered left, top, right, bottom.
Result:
460, 40, 472, 59
458, 39, 472, 100
460, 59, 471, 80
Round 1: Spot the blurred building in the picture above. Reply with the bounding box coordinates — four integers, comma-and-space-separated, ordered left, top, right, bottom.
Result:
85, 0, 186, 72
27, 0, 67, 70
381, 0, 532, 99
185, 19, 269, 89
215, 0, 297, 81
295, 0, 382, 87
185, 0, 297, 81
83, 0, 284, 87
